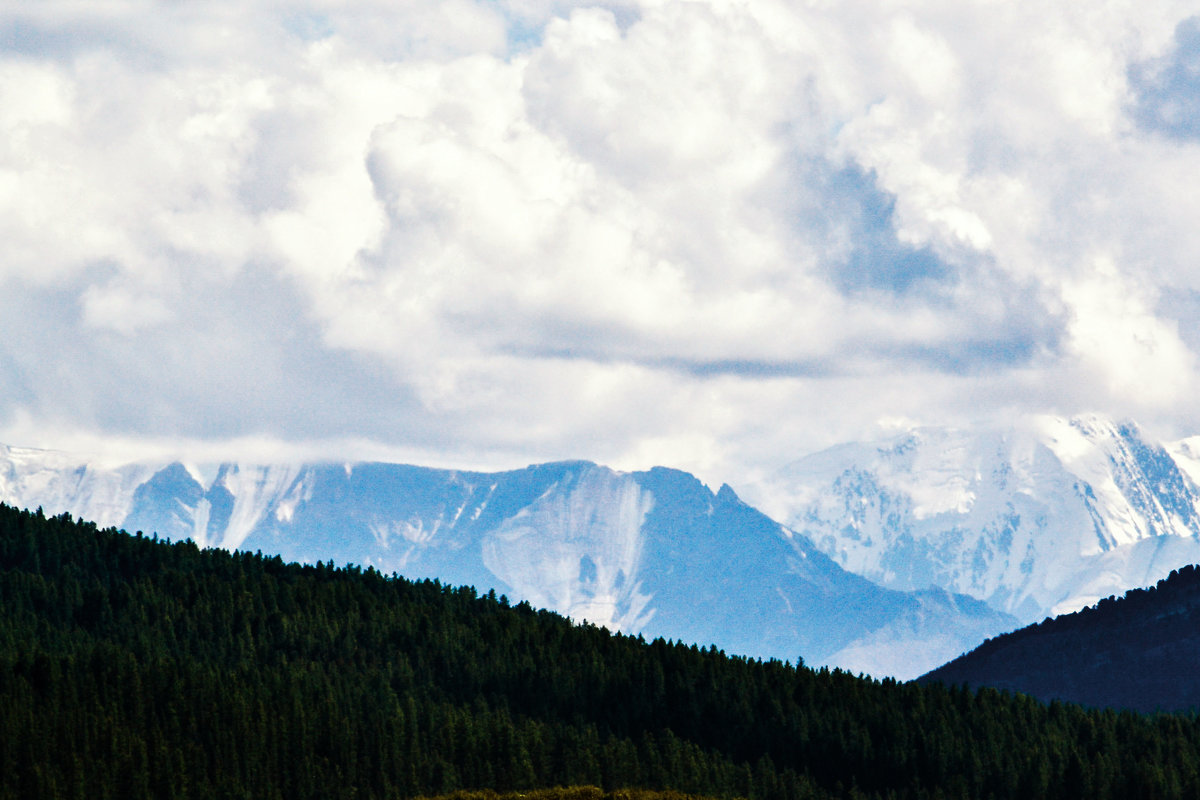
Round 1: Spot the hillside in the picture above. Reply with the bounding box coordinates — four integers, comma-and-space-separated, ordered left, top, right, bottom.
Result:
921, 564, 1200, 712
3, 504, 1200, 798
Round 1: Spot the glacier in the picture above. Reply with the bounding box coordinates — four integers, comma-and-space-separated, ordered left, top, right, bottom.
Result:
744, 414, 1200, 624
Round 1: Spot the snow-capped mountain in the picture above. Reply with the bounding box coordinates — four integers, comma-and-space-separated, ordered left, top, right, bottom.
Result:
0, 445, 1012, 679
744, 415, 1200, 624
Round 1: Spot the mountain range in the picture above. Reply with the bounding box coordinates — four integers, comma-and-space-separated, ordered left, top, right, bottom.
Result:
0, 446, 1010, 679
6, 412, 1200, 681
746, 414, 1200, 625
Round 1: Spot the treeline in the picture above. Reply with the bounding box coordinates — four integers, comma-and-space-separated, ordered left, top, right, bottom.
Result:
2, 504, 1200, 799
417, 788, 733, 800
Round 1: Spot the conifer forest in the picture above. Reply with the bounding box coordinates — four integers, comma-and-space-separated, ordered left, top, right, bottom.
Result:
2, 503, 1199, 799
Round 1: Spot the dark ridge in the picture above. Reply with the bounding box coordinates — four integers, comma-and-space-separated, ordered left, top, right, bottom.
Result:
920, 563, 1200, 712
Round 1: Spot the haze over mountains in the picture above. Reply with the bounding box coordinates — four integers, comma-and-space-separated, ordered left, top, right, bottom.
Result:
5, 412, 1200, 680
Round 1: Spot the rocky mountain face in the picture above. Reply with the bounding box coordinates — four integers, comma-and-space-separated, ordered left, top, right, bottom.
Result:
920, 564, 1200, 712
744, 415, 1200, 624
0, 446, 1012, 679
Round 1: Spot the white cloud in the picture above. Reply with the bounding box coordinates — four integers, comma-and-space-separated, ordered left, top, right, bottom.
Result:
1063, 259, 1197, 407
80, 277, 171, 334
2, 1, 1200, 485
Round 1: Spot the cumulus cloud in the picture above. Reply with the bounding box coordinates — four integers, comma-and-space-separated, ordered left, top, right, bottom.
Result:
2, 0, 1199, 484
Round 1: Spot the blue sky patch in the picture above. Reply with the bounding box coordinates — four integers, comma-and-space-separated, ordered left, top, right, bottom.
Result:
822, 164, 953, 297
1129, 16, 1200, 140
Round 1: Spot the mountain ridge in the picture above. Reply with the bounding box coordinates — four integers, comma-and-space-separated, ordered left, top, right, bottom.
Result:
920, 563, 1200, 712
0, 446, 1012, 679
744, 414, 1200, 625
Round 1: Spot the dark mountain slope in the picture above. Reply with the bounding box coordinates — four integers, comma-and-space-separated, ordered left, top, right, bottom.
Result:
920, 563, 1200, 712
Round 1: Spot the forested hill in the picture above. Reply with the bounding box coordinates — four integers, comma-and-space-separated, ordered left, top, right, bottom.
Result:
3, 506, 1200, 799
921, 564, 1200, 712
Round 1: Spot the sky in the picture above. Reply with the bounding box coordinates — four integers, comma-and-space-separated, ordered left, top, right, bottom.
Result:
2, 0, 1200, 486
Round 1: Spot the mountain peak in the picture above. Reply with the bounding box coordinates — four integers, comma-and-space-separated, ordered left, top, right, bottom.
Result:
744, 415, 1200, 624
715, 483, 741, 505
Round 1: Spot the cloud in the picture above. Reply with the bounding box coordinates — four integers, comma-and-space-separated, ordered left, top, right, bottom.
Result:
2, 0, 1200, 484
1063, 260, 1197, 408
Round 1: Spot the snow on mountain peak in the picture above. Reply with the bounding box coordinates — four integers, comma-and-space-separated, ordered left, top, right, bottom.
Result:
481, 463, 655, 633
0, 444, 159, 531
1167, 436, 1200, 489
744, 414, 1200, 623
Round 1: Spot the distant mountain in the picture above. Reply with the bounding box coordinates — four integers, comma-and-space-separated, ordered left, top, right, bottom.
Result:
744, 415, 1200, 624
0, 445, 1013, 679
920, 565, 1200, 712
